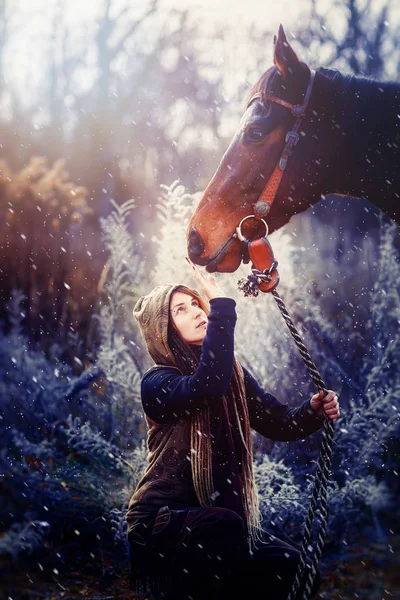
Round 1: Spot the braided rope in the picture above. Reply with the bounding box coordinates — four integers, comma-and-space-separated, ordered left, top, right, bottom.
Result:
237, 267, 336, 598
270, 289, 335, 600
270, 290, 325, 389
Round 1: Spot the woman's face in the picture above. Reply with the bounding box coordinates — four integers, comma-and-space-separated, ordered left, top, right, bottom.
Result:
170, 291, 208, 345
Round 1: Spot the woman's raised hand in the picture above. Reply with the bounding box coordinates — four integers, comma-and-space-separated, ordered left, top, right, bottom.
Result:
186, 257, 227, 301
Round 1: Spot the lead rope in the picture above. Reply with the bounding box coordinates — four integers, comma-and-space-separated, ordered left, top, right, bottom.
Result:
271, 289, 334, 600
238, 264, 335, 600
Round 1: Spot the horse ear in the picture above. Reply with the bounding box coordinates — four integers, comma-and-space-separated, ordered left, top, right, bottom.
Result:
273, 24, 302, 79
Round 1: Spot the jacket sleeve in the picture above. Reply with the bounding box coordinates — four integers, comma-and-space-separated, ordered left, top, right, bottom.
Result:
243, 366, 324, 441
141, 297, 237, 424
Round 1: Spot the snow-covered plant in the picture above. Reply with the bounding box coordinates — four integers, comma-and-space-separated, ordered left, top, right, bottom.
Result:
109, 506, 129, 552
0, 292, 72, 447
0, 521, 51, 561
327, 476, 391, 540
96, 199, 147, 445
254, 454, 309, 539
151, 180, 202, 285
0, 199, 146, 566
66, 415, 128, 473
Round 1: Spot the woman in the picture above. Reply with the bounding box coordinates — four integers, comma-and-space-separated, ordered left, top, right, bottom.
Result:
126, 260, 340, 600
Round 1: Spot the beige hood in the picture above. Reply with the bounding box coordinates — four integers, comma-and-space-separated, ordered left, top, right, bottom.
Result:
133, 284, 208, 366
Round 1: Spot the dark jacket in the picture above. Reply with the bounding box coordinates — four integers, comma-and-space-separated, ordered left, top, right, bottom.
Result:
126, 298, 323, 532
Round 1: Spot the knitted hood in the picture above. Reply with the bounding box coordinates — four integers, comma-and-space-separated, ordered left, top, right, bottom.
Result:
132, 284, 208, 366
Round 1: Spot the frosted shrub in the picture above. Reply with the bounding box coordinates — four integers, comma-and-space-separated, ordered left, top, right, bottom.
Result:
0, 157, 95, 350
0, 200, 145, 566
0, 521, 51, 561
96, 199, 147, 446
108, 440, 148, 549
254, 454, 309, 540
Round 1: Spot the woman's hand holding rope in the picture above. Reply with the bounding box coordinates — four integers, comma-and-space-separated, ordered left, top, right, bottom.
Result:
310, 390, 340, 421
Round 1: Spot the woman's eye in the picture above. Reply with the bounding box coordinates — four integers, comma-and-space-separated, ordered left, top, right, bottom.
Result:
247, 128, 265, 142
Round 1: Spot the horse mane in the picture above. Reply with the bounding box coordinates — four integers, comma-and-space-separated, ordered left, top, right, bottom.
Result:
245, 64, 399, 116
317, 67, 359, 94
317, 66, 400, 96
317, 67, 400, 128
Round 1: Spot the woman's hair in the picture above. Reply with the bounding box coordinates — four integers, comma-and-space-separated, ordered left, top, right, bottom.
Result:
166, 286, 263, 549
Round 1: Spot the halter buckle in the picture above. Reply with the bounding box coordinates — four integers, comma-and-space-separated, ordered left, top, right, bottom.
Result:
285, 131, 300, 146
279, 157, 288, 170
292, 104, 304, 116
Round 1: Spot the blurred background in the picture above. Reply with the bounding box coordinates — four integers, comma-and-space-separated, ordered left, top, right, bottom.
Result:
0, 1, 399, 599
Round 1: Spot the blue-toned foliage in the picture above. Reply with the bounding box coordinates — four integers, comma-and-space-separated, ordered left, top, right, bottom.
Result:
0, 201, 146, 568
0, 520, 51, 561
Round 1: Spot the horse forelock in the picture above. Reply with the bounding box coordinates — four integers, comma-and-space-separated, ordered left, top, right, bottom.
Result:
244, 66, 278, 112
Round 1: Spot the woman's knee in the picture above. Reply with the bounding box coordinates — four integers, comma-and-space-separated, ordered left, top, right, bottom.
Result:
206, 508, 246, 534
190, 508, 247, 557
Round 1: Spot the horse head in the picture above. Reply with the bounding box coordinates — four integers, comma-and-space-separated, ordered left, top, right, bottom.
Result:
188, 22, 400, 273
186, 25, 325, 272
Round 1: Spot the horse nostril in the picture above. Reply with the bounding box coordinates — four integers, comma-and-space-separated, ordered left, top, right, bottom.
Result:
188, 228, 205, 257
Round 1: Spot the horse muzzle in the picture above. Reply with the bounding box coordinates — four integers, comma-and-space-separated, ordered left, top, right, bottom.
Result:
187, 227, 245, 272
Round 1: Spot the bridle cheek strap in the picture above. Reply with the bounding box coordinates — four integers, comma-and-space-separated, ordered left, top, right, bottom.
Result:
202, 69, 316, 273
251, 69, 316, 219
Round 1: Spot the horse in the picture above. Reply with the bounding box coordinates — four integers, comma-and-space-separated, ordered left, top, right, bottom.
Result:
186, 25, 400, 273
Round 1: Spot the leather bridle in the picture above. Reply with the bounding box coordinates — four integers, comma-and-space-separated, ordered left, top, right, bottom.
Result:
199, 67, 317, 271
249, 67, 316, 220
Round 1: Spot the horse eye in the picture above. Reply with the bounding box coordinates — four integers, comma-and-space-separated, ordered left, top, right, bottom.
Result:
246, 128, 265, 143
